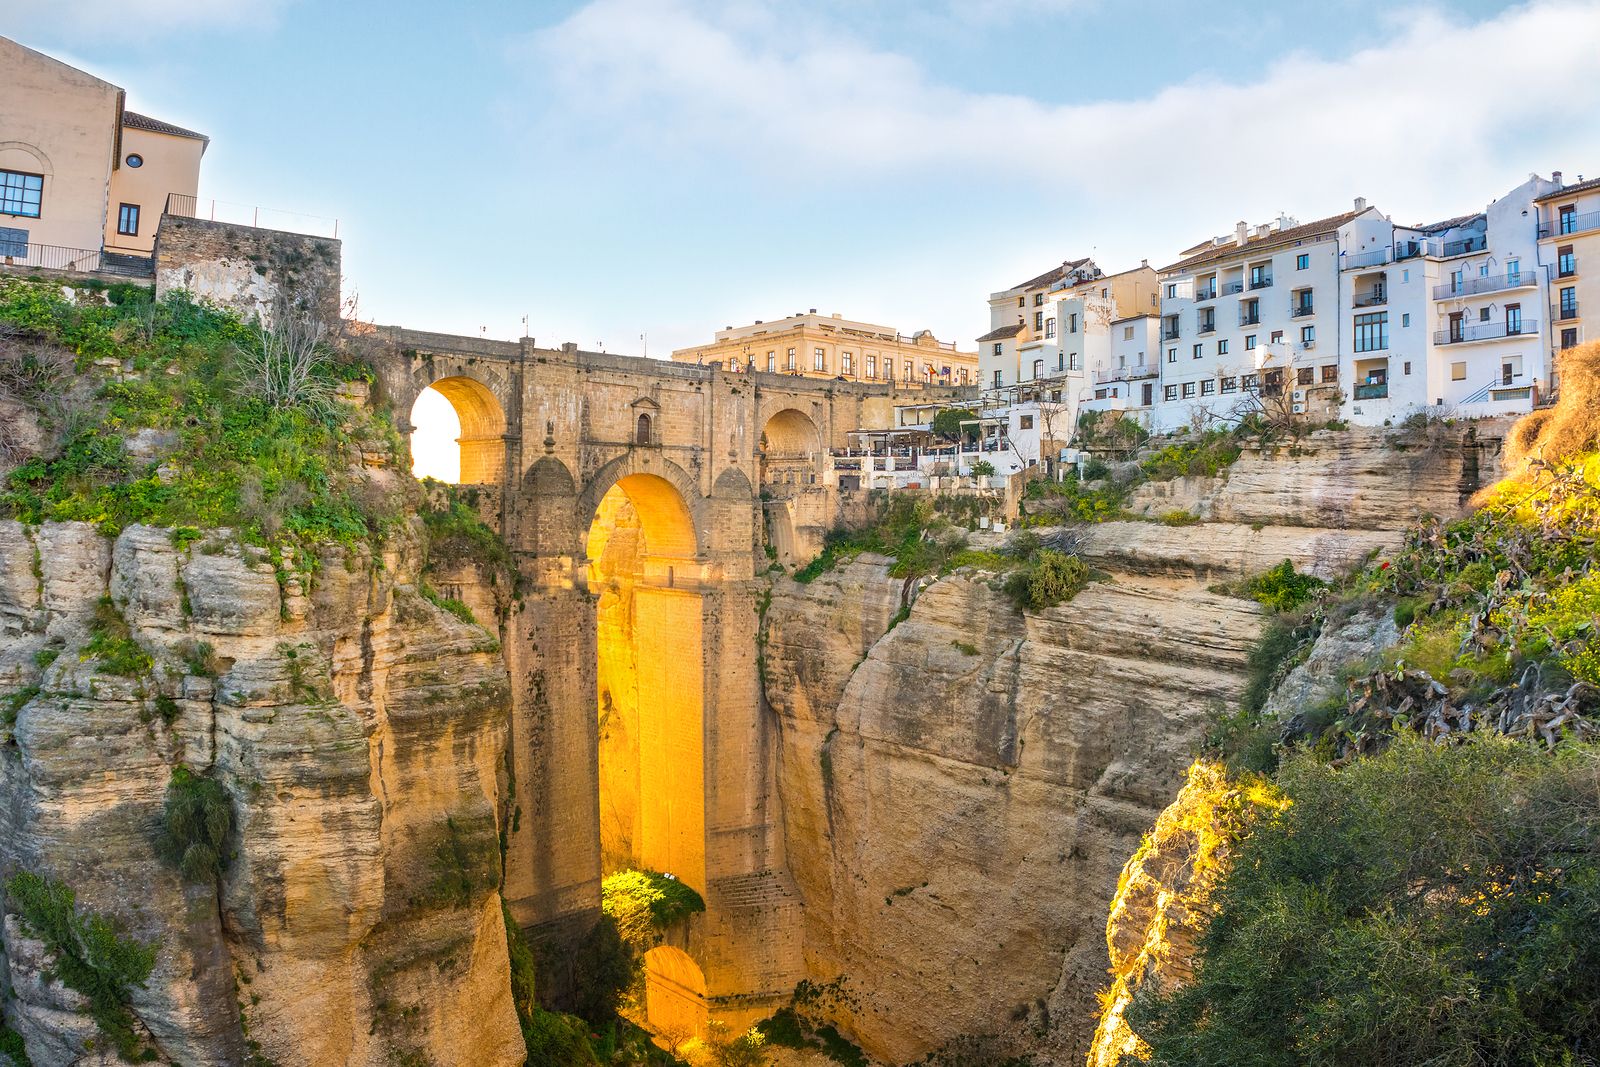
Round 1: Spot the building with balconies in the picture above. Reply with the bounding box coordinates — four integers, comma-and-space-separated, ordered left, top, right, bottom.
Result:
1338, 173, 1561, 424
1535, 171, 1600, 394
1152, 204, 1367, 432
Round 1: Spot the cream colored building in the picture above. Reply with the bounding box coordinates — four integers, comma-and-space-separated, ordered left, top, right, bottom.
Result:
0, 36, 206, 262
671, 310, 980, 387
1536, 172, 1600, 385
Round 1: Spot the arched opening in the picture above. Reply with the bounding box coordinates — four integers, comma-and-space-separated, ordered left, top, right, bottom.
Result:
588, 473, 706, 895
409, 376, 506, 484
642, 946, 708, 1045
759, 409, 822, 564
635, 412, 653, 446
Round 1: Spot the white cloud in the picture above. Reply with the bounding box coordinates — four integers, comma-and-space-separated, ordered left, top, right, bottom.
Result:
0, 0, 291, 41
520, 0, 1600, 248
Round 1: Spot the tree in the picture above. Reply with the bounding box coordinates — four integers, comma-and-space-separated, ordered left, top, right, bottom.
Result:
931, 407, 978, 442
231, 298, 332, 409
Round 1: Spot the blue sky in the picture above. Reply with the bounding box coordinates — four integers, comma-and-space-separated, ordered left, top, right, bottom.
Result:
7, 0, 1600, 361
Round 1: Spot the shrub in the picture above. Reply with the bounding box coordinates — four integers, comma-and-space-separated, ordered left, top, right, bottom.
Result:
0, 1020, 25, 1067
1158, 509, 1199, 527
81, 596, 151, 677
1125, 736, 1600, 1066
1240, 613, 1318, 716
155, 765, 234, 882
1022, 471, 1126, 524
4, 872, 156, 1062
1003, 549, 1089, 612
1140, 429, 1243, 482
1082, 457, 1111, 481
969, 459, 995, 477
1242, 559, 1326, 613
601, 869, 706, 951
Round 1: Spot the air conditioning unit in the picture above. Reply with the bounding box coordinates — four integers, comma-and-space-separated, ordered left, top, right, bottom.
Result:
1292, 402, 1306, 414
1292, 389, 1306, 401
1299, 340, 1316, 350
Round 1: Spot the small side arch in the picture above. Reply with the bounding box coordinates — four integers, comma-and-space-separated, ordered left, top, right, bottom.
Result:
642, 946, 708, 1042
517, 456, 577, 555
411, 374, 507, 485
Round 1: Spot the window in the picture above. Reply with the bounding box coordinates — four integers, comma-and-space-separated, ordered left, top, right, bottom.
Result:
1019, 414, 1035, 429
1032, 358, 1044, 379
635, 413, 653, 445
1451, 362, 1467, 381
1562, 328, 1578, 349
865, 353, 875, 378
0, 170, 43, 218
813, 347, 826, 371
1353, 311, 1388, 352
1035, 311, 1044, 331
1297, 367, 1314, 386
1200, 378, 1216, 395
1243, 372, 1260, 390
1506, 303, 1523, 333
1270, 330, 1283, 344
1046, 317, 1056, 338
1295, 289, 1313, 314
1095, 388, 1108, 400
1069, 313, 1079, 333
1560, 286, 1578, 318
1558, 246, 1576, 277
993, 370, 1003, 388
1296, 254, 1309, 270
766, 351, 775, 372
1321, 364, 1338, 383
1056, 353, 1065, 371
786, 347, 796, 370
1301, 325, 1315, 343
1403, 361, 1412, 375
1217, 339, 1229, 355
1165, 284, 1177, 299
1018, 296, 1025, 307
841, 351, 853, 375
125, 154, 143, 168
1069, 352, 1081, 370
1245, 334, 1257, 350
1167, 347, 1177, 363
116, 203, 139, 236
1507, 258, 1521, 277
1401, 313, 1410, 327
1221, 376, 1238, 393
1123, 325, 1135, 340
1164, 384, 1178, 401
903, 360, 913, 382
993, 342, 1003, 357
1250, 263, 1270, 287
1560, 205, 1577, 235
1192, 343, 1203, 359
1181, 382, 1196, 399
1480, 307, 1491, 322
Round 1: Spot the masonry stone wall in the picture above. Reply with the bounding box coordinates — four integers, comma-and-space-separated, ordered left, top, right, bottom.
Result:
153, 215, 341, 324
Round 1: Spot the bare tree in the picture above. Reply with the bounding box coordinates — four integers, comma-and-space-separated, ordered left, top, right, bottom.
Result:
233, 300, 332, 409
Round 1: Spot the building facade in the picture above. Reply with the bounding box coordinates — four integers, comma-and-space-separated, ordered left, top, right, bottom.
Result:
1536, 172, 1600, 389
670, 310, 979, 388
0, 36, 206, 263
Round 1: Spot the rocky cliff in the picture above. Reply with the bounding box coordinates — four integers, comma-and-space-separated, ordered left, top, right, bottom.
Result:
0, 520, 523, 1067
761, 426, 1495, 1065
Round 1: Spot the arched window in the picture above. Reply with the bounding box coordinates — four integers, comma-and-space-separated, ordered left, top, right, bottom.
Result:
636, 413, 653, 446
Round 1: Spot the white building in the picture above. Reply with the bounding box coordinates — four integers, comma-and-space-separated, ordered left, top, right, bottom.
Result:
1152, 206, 1367, 432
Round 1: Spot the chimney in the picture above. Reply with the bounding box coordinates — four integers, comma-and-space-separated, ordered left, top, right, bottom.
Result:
1235, 221, 1249, 245
809, 308, 817, 314
832, 312, 842, 319
754, 320, 763, 325
1553, 170, 1564, 186
1354, 196, 1367, 212
1140, 258, 1149, 268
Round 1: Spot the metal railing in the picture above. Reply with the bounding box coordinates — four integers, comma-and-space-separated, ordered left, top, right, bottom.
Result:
1344, 248, 1392, 269
1161, 327, 1180, 341
1554, 301, 1580, 321
1353, 291, 1388, 308
1353, 382, 1389, 400
1238, 312, 1261, 326
0, 241, 153, 277
1433, 318, 1539, 345
1540, 210, 1600, 239
164, 192, 341, 239
1431, 268, 1541, 300
1197, 321, 1217, 334
1248, 276, 1274, 290
1290, 304, 1315, 317
1094, 364, 1160, 384
1439, 235, 1487, 258
1194, 286, 1217, 301
1221, 280, 1244, 295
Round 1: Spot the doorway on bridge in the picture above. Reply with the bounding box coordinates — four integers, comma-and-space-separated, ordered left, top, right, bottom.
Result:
588, 473, 707, 896
408, 376, 506, 484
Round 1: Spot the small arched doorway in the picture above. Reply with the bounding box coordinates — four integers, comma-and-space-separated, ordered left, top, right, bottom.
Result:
759, 408, 823, 564
642, 946, 708, 1045
587, 471, 706, 894
408, 376, 506, 484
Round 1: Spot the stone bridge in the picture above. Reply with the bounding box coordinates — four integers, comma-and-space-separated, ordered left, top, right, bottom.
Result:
370, 326, 969, 1034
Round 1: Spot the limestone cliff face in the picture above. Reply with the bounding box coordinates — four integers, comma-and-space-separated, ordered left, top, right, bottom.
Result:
0, 520, 523, 1067
764, 429, 1484, 1065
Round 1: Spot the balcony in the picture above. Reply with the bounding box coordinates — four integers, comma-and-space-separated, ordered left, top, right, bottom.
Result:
1238, 311, 1261, 327
1198, 321, 1217, 335
1290, 304, 1315, 318
1540, 210, 1600, 239
1221, 281, 1244, 296
1353, 290, 1388, 308
1094, 364, 1160, 384
1161, 326, 1181, 341
1433, 319, 1540, 345
1194, 286, 1217, 302
1248, 276, 1274, 291
1353, 382, 1390, 400
1554, 301, 1580, 321
1431, 268, 1541, 301
0, 241, 153, 278
1437, 235, 1487, 258
1344, 248, 1392, 270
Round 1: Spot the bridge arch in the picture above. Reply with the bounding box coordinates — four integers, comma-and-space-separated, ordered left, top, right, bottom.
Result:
642, 946, 708, 1044
410, 374, 507, 485
579, 454, 706, 564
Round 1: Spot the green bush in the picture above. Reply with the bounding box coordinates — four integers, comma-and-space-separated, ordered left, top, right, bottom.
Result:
81, 597, 151, 677
0, 1020, 25, 1067
1022, 471, 1126, 524
1125, 736, 1600, 1066
1158, 509, 1199, 527
1140, 429, 1243, 482
1242, 559, 1327, 613
1003, 549, 1089, 612
1239, 613, 1318, 717
969, 459, 995, 477
601, 869, 706, 952
155, 765, 234, 881
4, 872, 156, 1062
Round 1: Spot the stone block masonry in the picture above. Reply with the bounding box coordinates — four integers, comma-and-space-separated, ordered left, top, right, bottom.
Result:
154, 214, 341, 324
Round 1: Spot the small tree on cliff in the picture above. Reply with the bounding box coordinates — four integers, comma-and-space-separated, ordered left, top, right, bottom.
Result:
931, 406, 979, 443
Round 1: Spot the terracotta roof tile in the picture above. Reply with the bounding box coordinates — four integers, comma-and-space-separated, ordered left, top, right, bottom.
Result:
976, 323, 1025, 342
122, 110, 209, 145
1012, 257, 1096, 292
1160, 210, 1362, 274
1536, 176, 1600, 202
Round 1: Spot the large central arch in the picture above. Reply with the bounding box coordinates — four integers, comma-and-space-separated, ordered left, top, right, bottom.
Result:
586, 471, 707, 895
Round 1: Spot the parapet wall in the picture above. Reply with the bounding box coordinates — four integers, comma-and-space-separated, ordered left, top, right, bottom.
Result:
154, 215, 341, 324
